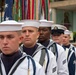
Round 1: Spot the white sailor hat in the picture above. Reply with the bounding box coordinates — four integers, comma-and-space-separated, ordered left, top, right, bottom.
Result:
0, 20, 22, 32
51, 24, 67, 30
64, 30, 71, 35
19, 20, 40, 28
51, 24, 67, 35
39, 19, 54, 27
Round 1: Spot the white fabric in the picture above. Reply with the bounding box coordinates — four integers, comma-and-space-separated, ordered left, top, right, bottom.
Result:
0, 20, 22, 31
33, 48, 57, 75
51, 24, 67, 30
65, 48, 69, 58
48, 40, 69, 75
39, 19, 54, 27
19, 20, 40, 28
64, 30, 71, 35
0, 53, 45, 75
20, 43, 57, 75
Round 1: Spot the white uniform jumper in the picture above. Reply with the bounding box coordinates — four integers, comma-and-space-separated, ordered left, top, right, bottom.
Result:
44, 40, 69, 75
0, 51, 45, 75
63, 44, 76, 75
20, 43, 57, 75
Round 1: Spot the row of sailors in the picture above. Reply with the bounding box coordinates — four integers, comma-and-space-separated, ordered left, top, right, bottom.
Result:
0, 20, 75, 75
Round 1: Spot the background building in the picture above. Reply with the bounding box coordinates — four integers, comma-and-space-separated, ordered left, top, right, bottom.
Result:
0, 0, 76, 42
50, 0, 76, 42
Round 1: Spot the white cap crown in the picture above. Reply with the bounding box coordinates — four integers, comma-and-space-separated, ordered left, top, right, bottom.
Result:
39, 19, 54, 27
51, 24, 67, 30
20, 20, 40, 28
0, 20, 22, 31
64, 30, 71, 34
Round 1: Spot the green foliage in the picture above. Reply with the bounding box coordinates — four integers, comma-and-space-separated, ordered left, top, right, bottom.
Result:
73, 32, 76, 42
73, 32, 76, 37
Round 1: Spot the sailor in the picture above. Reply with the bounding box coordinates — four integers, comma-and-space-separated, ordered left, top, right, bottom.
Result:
38, 19, 69, 75
62, 29, 76, 75
0, 20, 45, 75
19, 20, 57, 75
51, 24, 67, 45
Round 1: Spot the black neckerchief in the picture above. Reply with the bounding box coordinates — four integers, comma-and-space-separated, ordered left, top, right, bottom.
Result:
1, 50, 22, 75
23, 44, 38, 56
63, 44, 70, 49
38, 40, 50, 47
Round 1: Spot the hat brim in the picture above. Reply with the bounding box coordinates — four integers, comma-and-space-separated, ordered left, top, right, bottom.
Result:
0, 24, 22, 31
51, 29, 64, 35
